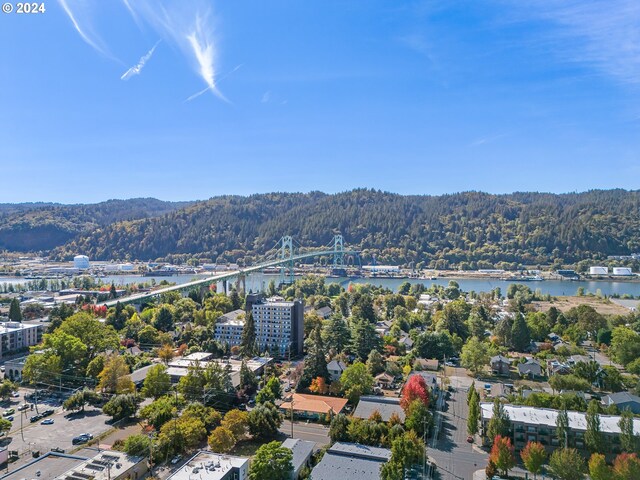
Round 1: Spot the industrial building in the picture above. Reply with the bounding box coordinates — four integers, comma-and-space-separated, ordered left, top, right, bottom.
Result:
613, 267, 633, 276
589, 266, 608, 275
73, 255, 90, 269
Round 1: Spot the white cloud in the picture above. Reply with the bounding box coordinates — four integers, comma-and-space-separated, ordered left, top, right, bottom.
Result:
57, 0, 111, 57
502, 0, 640, 85
121, 41, 161, 81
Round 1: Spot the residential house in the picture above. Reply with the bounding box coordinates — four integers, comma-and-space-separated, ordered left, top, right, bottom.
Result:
413, 358, 439, 371
374, 372, 395, 389
279, 393, 348, 420
282, 439, 315, 480
490, 355, 511, 376
602, 392, 640, 414
353, 396, 405, 423
547, 359, 571, 376
327, 360, 347, 382
518, 358, 543, 379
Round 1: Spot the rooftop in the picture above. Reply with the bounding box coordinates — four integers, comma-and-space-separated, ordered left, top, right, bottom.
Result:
167, 451, 249, 480
59, 449, 144, 480
0, 452, 88, 480
280, 393, 348, 415
481, 403, 640, 434
216, 309, 245, 326
603, 391, 640, 405
353, 396, 405, 422
282, 438, 316, 472
309, 442, 391, 480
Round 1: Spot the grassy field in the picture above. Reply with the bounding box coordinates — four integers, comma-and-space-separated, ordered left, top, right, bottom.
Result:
532, 296, 630, 315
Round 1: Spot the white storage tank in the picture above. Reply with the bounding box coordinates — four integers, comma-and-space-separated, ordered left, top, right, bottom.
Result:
613, 267, 633, 276
73, 255, 90, 269
589, 266, 608, 275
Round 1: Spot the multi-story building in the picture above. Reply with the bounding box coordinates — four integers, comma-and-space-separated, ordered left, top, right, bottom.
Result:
0, 322, 42, 359
252, 296, 304, 358
213, 309, 246, 347
167, 451, 249, 480
480, 402, 640, 455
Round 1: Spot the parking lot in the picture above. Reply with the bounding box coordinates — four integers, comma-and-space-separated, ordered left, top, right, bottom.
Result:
0, 388, 111, 470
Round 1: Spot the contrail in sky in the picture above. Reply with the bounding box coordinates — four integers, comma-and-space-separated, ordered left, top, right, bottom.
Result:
121, 41, 161, 80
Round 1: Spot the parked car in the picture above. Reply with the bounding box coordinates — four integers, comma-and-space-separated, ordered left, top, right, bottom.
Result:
30, 414, 42, 423
42, 409, 54, 417
11, 392, 19, 398
6, 416, 13, 421
51, 447, 65, 453
72, 434, 92, 445
41, 419, 54, 425
18, 404, 29, 411
3, 409, 15, 416
171, 454, 183, 465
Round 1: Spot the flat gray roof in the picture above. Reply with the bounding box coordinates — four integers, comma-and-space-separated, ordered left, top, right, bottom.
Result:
309, 442, 391, 480
353, 396, 405, 422
1, 452, 88, 480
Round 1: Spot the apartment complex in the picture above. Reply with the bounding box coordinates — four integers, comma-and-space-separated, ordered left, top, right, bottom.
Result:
480, 402, 640, 455
213, 309, 246, 347
167, 451, 249, 480
252, 297, 304, 357
0, 322, 42, 359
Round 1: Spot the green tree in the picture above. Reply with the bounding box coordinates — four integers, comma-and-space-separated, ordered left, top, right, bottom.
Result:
0, 418, 12, 433
549, 448, 586, 480
58, 312, 119, 363
299, 325, 329, 389
350, 317, 382, 361
486, 398, 510, 443
340, 362, 374, 403
139, 395, 177, 430
248, 401, 282, 439
63, 388, 102, 412
329, 413, 351, 442
520, 441, 547, 480
222, 409, 249, 439
366, 349, 385, 376
249, 441, 293, 480
619, 408, 638, 453
467, 387, 480, 436
322, 314, 351, 356
585, 399, 604, 453
511, 313, 531, 352
102, 393, 140, 421
460, 337, 489, 376
405, 399, 432, 438
183, 402, 222, 432
0, 380, 18, 400
588, 453, 612, 480
257, 376, 283, 405
8, 298, 22, 322
141, 364, 171, 399
239, 360, 258, 395
556, 402, 569, 448
123, 434, 151, 457
98, 355, 135, 394
153, 305, 175, 332
240, 312, 257, 357
208, 426, 236, 453
381, 430, 424, 479
610, 327, 640, 366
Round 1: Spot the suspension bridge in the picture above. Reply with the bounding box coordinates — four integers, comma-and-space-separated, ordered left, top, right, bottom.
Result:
101, 235, 359, 307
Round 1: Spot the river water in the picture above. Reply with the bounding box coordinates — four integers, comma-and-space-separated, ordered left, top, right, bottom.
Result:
1, 273, 638, 297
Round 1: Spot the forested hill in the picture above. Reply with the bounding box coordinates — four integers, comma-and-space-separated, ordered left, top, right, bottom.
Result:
0, 198, 193, 251
47, 189, 640, 268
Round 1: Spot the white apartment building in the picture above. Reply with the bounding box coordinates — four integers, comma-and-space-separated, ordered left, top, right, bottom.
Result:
252, 297, 304, 358
213, 309, 246, 347
0, 322, 42, 359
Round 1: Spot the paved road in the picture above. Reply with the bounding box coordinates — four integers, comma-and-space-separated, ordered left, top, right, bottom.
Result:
279, 420, 330, 446
429, 386, 488, 480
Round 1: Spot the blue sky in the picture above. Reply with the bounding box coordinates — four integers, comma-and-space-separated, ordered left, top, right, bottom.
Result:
1, 0, 639, 203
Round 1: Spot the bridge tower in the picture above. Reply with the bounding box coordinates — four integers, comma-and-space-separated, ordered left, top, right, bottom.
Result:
279, 236, 295, 285
333, 235, 345, 269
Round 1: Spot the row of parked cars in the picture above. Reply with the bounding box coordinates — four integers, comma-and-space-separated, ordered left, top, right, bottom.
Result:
30, 409, 55, 423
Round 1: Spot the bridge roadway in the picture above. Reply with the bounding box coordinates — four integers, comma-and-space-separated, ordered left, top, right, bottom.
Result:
101, 248, 358, 307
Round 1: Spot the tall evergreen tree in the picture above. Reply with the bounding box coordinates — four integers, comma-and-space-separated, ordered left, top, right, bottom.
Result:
619, 408, 637, 453
467, 387, 480, 436
322, 314, 351, 356
240, 312, 257, 357
229, 289, 242, 310
299, 325, 329, 390
585, 399, 604, 453
487, 398, 510, 443
556, 402, 569, 448
350, 317, 382, 361
8, 298, 22, 322
511, 313, 531, 352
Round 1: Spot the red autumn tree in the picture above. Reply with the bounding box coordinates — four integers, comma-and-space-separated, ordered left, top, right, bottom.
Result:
613, 453, 640, 480
310, 377, 328, 395
400, 375, 430, 411
490, 435, 516, 477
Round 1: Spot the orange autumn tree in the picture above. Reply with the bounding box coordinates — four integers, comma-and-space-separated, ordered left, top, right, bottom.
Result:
400, 375, 430, 411
521, 441, 547, 480
310, 377, 328, 395
490, 435, 516, 477
613, 453, 640, 480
